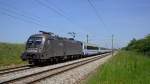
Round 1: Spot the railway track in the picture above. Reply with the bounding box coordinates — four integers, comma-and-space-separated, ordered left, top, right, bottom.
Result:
0, 65, 32, 75
0, 53, 111, 84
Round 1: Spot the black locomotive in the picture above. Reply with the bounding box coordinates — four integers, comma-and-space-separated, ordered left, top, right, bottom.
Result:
21, 31, 83, 65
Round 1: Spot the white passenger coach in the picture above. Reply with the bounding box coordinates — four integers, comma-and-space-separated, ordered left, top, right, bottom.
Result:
82, 42, 111, 56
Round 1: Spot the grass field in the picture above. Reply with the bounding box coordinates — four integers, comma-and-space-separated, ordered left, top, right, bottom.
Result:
0, 43, 26, 68
84, 51, 150, 84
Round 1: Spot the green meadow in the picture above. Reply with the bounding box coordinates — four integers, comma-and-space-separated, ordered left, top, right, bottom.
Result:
0, 43, 26, 67
84, 51, 150, 84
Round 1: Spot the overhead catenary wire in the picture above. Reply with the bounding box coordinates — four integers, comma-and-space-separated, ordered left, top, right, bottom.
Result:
0, 10, 49, 28
87, 0, 106, 27
0, 1, 54, 28
35, 0, 85, 30
0, 7, 42, 23
0, 1, 41, 20
43, 0, 67, 16
35, 0, 74, 24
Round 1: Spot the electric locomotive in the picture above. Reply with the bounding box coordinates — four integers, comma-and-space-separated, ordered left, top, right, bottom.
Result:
21, 31, 83, 65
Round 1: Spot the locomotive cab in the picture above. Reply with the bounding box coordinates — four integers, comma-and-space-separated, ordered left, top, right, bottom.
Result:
21, 35, 46, 63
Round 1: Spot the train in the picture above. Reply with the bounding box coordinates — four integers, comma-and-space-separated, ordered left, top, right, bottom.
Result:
21, 31, 111, 65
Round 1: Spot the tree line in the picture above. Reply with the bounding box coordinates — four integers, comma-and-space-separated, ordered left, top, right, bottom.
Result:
124, 34, 150, 56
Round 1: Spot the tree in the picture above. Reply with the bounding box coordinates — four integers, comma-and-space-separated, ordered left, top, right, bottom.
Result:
124, 34, 150, 56
125, 38, 136, 50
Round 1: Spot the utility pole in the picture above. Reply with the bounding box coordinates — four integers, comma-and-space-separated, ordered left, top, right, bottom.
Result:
112, 34, 114, 56
86, 34, 89, 43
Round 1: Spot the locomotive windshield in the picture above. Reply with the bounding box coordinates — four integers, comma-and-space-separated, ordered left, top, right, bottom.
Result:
26, 37, 43, 48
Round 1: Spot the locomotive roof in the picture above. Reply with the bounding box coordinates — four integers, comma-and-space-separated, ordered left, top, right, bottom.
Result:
30, 33, 82, 44
30, 34, 44, 37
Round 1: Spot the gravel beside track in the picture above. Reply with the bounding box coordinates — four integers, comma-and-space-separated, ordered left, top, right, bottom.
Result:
34, 53, 113, 84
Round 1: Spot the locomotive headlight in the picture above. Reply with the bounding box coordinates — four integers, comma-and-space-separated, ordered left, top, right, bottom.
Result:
27, 48, 38, 53
38, 47, 43, 52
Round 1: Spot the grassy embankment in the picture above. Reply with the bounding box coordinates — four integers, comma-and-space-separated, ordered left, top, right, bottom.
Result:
0, 43, 26, 68
84, 51, 150, 84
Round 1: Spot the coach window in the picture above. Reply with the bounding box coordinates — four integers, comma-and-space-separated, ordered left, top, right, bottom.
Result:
87, 46, 99, 50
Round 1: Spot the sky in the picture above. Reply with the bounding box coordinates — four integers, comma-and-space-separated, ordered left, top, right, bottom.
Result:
0, 0, 150, 48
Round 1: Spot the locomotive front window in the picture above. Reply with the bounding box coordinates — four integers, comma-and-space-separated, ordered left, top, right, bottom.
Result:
27, 37, 43, 48
35, 40, 42, 45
